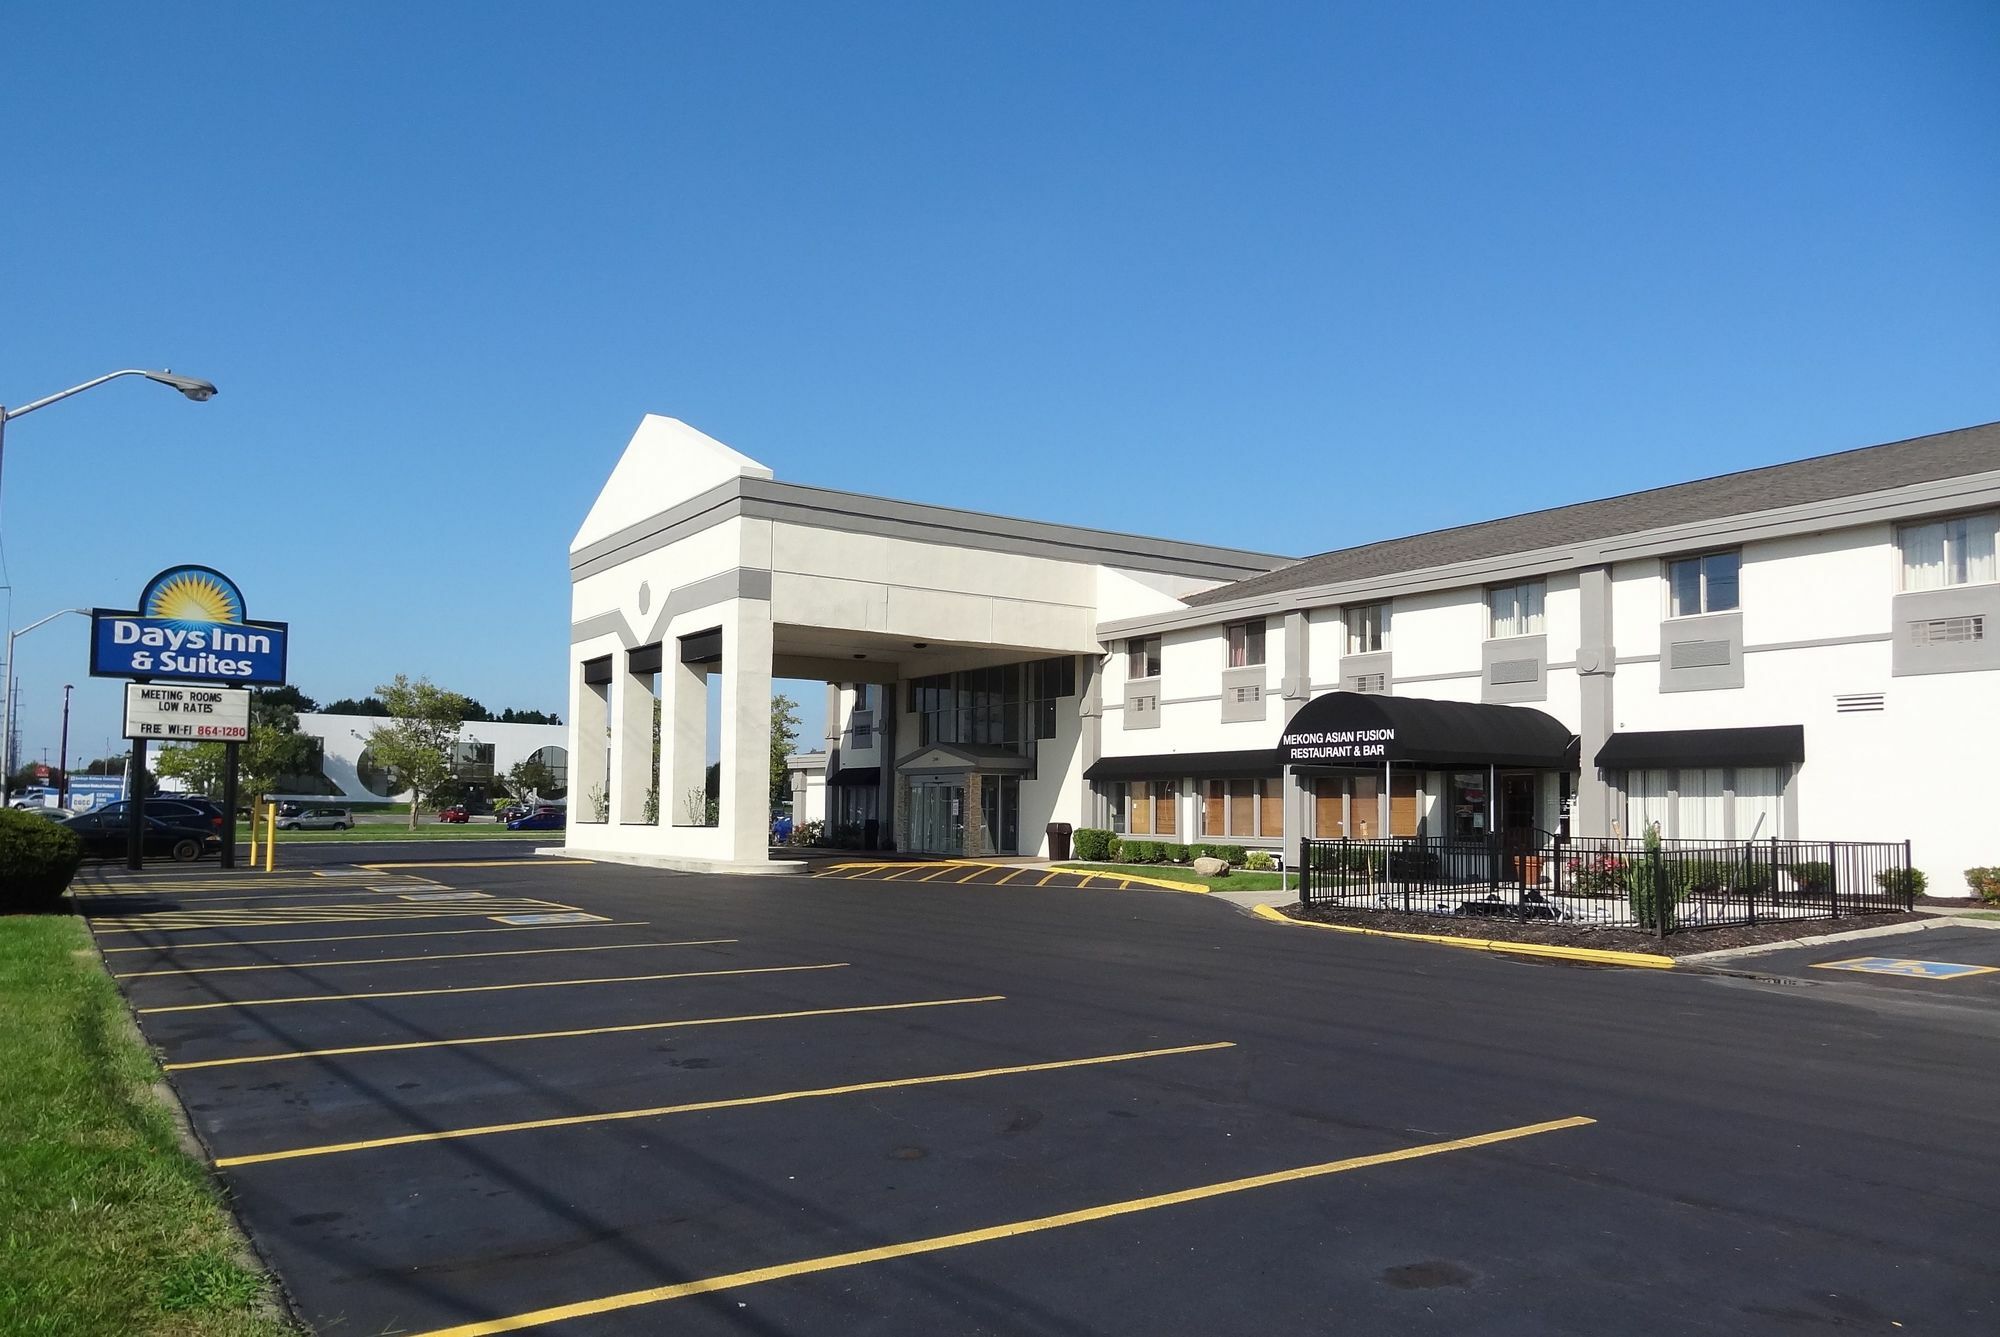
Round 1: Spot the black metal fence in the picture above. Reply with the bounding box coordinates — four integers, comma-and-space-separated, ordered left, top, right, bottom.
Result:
1299, 833, 1915, 936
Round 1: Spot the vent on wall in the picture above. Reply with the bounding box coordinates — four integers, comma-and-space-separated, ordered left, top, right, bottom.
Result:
1911, 615, 1985, 646
1232, 685, 1261, 704
1835, 693, 1885, 713
1490, 658, 1539, 685
1346, 673, 1386, 694
1669, 639, 1732, 670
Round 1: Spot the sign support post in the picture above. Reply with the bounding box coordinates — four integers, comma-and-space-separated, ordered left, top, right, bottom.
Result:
220, 741, 240, 870
125, 738, 147, 870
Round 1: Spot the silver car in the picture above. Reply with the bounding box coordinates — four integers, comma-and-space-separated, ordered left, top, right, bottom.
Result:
276, 806, 354, 831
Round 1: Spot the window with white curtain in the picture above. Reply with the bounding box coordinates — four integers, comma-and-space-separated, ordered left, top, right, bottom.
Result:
1900, 512, 1998, 591
1622, 766, 1786, 839
1488, 581, 1546, 638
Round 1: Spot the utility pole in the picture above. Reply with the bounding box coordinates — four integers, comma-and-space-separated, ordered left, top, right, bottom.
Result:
58, 683, 73, 806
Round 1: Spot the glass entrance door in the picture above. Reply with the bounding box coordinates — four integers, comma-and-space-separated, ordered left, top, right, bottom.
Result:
909, 780, 965, 855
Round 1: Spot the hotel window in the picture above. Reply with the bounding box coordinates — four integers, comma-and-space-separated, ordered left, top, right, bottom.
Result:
1127, 636, 1161, 680
1199, 778, 1286, 839
1622, 766, 1783, 840
1116, 779, 1177, 836
1668, 551, 1740, 617
1343, 603, 1388, 654
1226, 620, 1266, 668
1900, 512, 1998, 591
1488, 580, 1545, 638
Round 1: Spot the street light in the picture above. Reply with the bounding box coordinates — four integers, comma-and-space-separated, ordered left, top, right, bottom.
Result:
0, 368, 218, 542
1, 608, 88, 802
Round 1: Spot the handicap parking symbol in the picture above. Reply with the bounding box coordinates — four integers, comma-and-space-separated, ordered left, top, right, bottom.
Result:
1813, 956, 2000, 980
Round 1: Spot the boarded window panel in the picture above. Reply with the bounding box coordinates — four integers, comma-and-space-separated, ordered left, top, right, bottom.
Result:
1131, 781, 1153, 835
1314, 779, 1344, 836
1228, 779, 1254, 837
1389, 774, 1419, 838
1203, 781, 1225, 836
1154, 781, 1177, 836
1259, 778, 1284, 838
1351, 775, 1380, 838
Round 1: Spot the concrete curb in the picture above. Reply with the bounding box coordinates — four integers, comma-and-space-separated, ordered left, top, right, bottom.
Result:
1677, 913, 2000, 963
1250, 904, 1678, 970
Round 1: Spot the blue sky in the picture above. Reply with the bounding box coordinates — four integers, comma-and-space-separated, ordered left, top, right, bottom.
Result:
2, 2, 1995, 769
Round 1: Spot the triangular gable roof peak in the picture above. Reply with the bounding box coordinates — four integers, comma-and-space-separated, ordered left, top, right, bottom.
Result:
571, 415, 774, 554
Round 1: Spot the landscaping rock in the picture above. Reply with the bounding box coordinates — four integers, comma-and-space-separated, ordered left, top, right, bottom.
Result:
1193, 855, 1230, 877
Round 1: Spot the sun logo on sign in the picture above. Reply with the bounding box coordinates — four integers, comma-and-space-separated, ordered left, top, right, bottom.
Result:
140, 567, 246, 626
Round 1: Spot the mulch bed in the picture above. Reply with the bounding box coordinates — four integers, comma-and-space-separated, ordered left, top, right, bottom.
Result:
1282, 903, 1935, 958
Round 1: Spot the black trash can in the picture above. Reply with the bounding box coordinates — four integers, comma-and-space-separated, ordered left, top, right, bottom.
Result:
1045, 822, 1073, 861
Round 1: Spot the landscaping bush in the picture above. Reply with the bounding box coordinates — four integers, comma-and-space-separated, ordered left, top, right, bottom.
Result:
1873, 866, 1926, 900
1965, 867, 2000, 904
1214, 844, 1249, 865
1566, 853, 1627, 894
787, 820, 826, 847
1160, 842, 1190, 864
1628, 827, 1678, 931
1786, 861, 1835, 894
0, 809, 83, 912
1186, 842, 1214, 861
1243, 851, 1274, 871
1072, 828, 1114, 861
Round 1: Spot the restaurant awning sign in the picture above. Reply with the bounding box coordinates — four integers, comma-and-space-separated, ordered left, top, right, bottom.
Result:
91, 565, 288, 686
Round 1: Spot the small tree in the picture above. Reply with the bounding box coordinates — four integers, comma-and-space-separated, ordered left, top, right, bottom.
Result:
505, 756, 560, 801
367, 675, 471, 827
770, 694, 801, 807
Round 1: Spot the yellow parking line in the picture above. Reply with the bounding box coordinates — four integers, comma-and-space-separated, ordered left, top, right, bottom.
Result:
1036, 870, 1060, 886
357, 859, 592, 869
994, 868, 1027, 886
100, 920, 651, 954
81, 886, 439, 905
215, 1040, 1235, 1168
916, 865, 959, 883
952, 866, 991, 884
114, 938, 736, 979
138, 962, 849, 1015
1118, 879, 1133, 890
408, 1114, 1594, 1336
164, 994, 1006, 1071
90, 901, 575, 935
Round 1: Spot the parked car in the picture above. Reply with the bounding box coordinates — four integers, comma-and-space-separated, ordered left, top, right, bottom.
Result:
59, 810, 221, 862
437, 805, 470, 824
495, 802, 530, 824
771, 812, 794, 842
276, 807, 354, 831
507, 806, 566, 831
92, 796, 228, 836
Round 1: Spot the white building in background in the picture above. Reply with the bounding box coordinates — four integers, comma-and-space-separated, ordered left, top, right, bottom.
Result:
289, 712, 568, 807
566, 414, 1999, 891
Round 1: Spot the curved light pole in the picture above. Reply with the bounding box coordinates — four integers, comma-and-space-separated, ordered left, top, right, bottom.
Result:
1, 608, 88, 802
0, 368, 218, 541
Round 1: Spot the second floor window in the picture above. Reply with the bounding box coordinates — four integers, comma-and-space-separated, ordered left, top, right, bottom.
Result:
1225, 621, 1265, 668
1901, 512, 1997, 591
1668, 551, 1740, 617
1128, 636, 1161, 679
1488, 580, 1545, 638
1343, 603, 1388, 655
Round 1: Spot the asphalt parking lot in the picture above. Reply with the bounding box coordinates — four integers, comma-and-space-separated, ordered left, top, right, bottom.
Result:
79, 849, 2000, 1335
1727, 922, 2000, 996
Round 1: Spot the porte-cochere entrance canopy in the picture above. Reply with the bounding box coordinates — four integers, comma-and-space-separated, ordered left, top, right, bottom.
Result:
1278, 691, 1577, 770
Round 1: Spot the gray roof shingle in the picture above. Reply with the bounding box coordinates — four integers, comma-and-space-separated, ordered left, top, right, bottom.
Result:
1185, 420, 2000, 607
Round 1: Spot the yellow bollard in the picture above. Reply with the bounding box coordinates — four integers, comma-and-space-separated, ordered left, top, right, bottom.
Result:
246, 805, 257, 867
264, 803, 277, 872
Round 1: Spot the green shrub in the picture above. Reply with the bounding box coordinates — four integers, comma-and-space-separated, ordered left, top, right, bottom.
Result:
1965, 868, 2000, 904
1243, 851, 1274, 871
787, 820, 825, 847
1072, 828, 1114, 861
1215, 844, 1249, 865
1160, 842, 1190, 864
1187, 842, 1214, 861
1628, 827, 1678, 931
1875, 867, 1926, 900
1787, 861, 1834, 894
0, 809, 83, 912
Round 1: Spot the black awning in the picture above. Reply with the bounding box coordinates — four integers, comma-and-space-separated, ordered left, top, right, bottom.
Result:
828, 765, 880, 788
1594, 725, 1804, 771
1278, 692, 1575, 769
1084, 749, 1279, 782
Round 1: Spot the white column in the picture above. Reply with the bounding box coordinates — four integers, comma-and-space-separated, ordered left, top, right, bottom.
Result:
718, 599, 775, 862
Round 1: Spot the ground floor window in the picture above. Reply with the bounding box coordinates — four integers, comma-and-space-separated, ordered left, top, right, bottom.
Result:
1621, 766, 1784, 840
1199, 777, 1284, 840
830, 784, 880, 846
980, 775, 1020, 855
1107, 779, 1177, 836
1311, 772, 1419, 839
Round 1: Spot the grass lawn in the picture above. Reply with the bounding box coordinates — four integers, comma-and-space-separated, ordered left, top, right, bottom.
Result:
1052, 861, 1299, 892
262, 823, 530, 842
0, 914, 295, 1336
